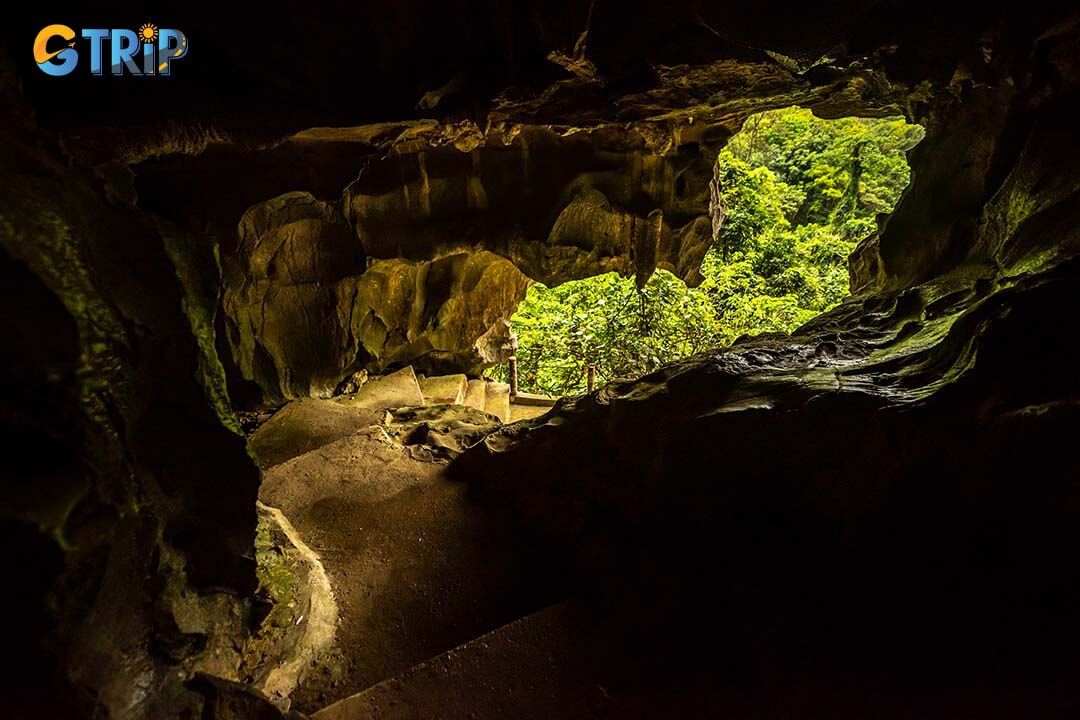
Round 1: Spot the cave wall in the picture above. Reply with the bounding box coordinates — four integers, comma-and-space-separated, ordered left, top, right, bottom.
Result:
33, 5, 1069, 409
222, 189, 530, 401
0, 59, 259, 718
851, 10, 1080, 294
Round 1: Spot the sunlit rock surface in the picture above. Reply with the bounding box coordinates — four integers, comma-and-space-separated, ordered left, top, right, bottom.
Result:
224, 192, 529, 401
124, 4, 915, 402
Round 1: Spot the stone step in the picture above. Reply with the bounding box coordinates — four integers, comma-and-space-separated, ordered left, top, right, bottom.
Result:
335, 366, 424, 410
328, 366, 549, 423
463, 379, 487, 412
483, 381, 511, 423
310, 603, 611, 720
508, 403, 552, 422
418, 373, 469, 405
509, 391, 557, 407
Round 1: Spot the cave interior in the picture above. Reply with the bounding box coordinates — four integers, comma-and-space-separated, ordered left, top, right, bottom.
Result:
3, 2, 1080, 718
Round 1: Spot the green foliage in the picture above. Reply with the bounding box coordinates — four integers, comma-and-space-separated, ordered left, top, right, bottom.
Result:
498, 107, 923, 396
504, 270, 718, 397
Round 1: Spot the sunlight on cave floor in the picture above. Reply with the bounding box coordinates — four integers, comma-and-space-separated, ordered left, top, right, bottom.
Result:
493, 106, 924, 397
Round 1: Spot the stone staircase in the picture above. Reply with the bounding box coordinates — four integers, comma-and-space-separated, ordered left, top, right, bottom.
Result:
335, 365, 554, 423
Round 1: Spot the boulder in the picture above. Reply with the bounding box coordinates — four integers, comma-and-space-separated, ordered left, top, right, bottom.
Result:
384, 405, 502, 462
223, 192, 363, 402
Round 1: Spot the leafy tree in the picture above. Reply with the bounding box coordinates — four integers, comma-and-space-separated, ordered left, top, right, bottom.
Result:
496, 107, 923, 396
506, 269, 718, 396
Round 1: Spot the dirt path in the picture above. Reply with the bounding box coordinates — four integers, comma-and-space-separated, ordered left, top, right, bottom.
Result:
250, 400, 560, 713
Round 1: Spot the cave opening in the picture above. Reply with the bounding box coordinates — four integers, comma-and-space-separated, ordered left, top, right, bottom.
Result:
496, 107, 924, 396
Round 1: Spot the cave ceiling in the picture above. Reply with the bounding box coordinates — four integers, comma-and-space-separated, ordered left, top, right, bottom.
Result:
15, 0, 1007, 401
8, 4, 1075, 406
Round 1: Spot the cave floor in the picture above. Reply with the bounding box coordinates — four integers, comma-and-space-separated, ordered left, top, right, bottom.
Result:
250, 400, 562, 714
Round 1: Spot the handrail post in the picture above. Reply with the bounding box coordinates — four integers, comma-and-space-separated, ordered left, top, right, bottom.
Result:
508, 335, 518, 397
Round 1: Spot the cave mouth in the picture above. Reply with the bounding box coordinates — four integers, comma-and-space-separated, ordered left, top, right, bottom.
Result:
497, 106, 924, 397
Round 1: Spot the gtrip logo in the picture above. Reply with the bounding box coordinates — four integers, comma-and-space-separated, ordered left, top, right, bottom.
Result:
34, 24, 188, 76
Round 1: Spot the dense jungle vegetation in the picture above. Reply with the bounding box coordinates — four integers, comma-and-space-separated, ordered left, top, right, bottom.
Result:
499, 107, 924, 396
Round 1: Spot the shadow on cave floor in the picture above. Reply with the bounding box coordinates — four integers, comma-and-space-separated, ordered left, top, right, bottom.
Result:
246, 401, 565, 714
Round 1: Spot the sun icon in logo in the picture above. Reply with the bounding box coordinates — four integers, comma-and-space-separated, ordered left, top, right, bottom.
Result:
138, 23, 159, 44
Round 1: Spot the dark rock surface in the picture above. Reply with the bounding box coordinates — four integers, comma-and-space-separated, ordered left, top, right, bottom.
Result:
0, 56, 259, 719
188, 673, 309, 720
312, 598, 1080, 719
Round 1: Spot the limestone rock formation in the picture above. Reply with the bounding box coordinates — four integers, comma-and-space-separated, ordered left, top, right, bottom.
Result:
125, 9, 912, 404
350, 252, 529, 378
383, 405, 503, 462
342, 124, 718, 288
451, 17, 1080, 695
224, 192, 362, 400
224, 193, 530, 401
